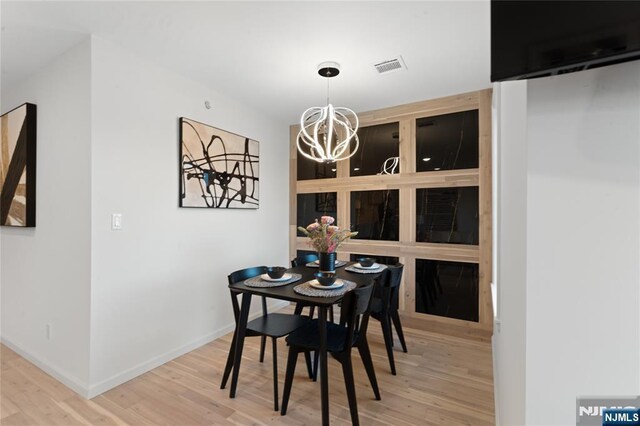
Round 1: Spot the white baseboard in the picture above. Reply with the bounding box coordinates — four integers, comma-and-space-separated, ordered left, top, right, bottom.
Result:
3, 300, 290, 399
87, 300, 290, 398
0, 336, 90, 397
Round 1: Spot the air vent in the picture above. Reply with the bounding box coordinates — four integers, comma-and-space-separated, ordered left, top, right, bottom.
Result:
374, 56, 407, 74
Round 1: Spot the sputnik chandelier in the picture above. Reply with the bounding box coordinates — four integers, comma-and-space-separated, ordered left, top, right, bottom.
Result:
297, 62, 360, 163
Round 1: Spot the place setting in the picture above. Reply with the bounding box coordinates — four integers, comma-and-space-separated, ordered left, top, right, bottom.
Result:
345, 257, 388, 274
243, 267, 302, 288
305, 258, 348, 268
293, 272, 357, 297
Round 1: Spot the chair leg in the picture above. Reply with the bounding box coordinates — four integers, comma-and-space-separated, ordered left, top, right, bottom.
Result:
280, 347, 299, 415
309, 306, 315, 318
391, 310, 408, 353
329, 306, 334, 323
380, 315, 397, 375
259, 336, 266, 362
271, 337, 279, 412
312, 350, 319, 382
293, 303, 304, 315
220, 333, 236, 389
303, 351, 314, 379
341, 355, 360, 426
357, 338, 381, 400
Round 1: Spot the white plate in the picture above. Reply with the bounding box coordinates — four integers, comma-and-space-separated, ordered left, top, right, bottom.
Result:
355, 263, 379, 270
309, 279, 344, 290
261, 273, 292, 282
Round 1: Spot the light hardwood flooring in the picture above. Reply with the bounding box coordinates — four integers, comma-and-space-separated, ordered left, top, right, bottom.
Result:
1, 309, 495, 425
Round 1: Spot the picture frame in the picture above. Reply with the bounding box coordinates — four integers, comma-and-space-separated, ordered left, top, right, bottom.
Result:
179, 117, 259, 209
1, 103, 37, 227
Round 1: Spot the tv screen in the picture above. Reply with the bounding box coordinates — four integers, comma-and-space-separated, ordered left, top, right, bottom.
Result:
491, 1, 640, 81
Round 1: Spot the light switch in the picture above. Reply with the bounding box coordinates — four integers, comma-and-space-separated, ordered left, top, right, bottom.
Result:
111, 213, 122, 230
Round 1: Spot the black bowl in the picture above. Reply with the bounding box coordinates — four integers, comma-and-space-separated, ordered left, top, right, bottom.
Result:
314, 272, 337, 286
267, 266, 287, 279
357, 257, 375, 267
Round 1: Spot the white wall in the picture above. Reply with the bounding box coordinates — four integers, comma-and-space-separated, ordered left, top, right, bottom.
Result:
495, 61, 640, 425
1, 36, 290, 397
88, 37, 290, 395
525, 61, 640, 425
493, 80, 528, 426
0, 39, 92, 393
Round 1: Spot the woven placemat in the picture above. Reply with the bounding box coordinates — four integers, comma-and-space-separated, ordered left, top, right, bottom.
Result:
305, 260, 348, 268
293, 279, 357, 297
244, 273, 302, 288
344, 264, 388, 274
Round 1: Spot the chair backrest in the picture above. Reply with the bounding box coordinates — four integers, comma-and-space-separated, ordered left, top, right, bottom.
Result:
228, 265, 268, 285
291, 253, 318, 268
376, 263, 404, 311
227, 266, 268, 322
339, 282, 374, 352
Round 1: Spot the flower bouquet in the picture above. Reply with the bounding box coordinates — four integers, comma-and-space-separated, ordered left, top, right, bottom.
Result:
297, 216, 357, 253
298, 216, 357, 272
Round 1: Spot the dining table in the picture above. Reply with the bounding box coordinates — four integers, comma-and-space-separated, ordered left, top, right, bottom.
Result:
225, 261, 384, 426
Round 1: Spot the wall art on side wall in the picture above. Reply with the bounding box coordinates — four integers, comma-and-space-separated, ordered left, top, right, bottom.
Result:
180, 118, 259, 209
0, 103, 37, 227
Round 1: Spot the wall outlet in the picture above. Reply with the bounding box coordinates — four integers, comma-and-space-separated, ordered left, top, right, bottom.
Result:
45, 324, 51, 340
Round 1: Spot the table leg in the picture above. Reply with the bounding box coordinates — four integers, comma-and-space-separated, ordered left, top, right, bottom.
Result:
229, 292, 252, 398
318, 306, 329, 426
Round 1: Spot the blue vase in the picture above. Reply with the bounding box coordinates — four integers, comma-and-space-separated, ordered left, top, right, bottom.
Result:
318, 252, 336, 272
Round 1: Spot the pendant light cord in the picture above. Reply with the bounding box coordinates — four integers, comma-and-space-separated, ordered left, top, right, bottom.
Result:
326, 69, 331, 105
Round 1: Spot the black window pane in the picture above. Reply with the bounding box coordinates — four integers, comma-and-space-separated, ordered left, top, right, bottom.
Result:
416, 187, 478, 245
415, 259, 479, 322
350, 122, 400, 177
416, 110, 479, 172
297, 153, 337, 180
350, 190, 399, 241
349, 253, 399, 266
297, 193, 337, 237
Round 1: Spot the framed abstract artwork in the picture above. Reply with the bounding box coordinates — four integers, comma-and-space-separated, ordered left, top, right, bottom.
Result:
1, 103, 37, 227
179, 118, 259, 209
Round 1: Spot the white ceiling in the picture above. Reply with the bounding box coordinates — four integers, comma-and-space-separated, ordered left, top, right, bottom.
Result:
1, 1, 491, 123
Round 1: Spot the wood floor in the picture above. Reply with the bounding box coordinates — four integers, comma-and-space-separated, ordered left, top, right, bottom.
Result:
1, 309, 495, 425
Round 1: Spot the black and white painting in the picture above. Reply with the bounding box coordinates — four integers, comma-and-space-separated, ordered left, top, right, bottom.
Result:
180, 118, 259, 209
1, 103, 37, 226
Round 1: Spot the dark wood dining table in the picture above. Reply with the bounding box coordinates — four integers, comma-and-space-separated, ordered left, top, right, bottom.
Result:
226, 262, 381, 426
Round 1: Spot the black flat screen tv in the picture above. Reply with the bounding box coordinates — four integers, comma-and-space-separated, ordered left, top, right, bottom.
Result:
491, 1, 640, 81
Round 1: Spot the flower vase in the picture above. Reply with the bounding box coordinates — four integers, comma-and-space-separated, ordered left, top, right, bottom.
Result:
318, 252, 336, 273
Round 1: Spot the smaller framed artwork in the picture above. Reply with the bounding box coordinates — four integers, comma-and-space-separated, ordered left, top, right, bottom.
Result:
179, 118, 259, 209
1, 103, 37, 227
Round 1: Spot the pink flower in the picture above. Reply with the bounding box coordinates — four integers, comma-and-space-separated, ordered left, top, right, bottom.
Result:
327, 226, 339, 234
320, 216, 335, 225
306, 222, 320, 232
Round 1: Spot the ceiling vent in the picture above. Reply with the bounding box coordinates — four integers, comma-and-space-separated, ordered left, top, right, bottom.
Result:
373, 56, 407, 74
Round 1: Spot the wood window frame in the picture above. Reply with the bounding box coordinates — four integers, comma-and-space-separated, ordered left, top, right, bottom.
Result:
289, 89, 492, 340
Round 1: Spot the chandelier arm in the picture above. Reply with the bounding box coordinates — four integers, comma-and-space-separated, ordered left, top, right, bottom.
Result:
337, 136, 360, 161
297, 130, 324, 162
299, 107, 324, 141
330, 119, 354, 158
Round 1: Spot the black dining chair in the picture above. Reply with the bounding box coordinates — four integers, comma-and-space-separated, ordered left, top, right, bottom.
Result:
291, 254, 335, 323
370, 263, 408, 375
280, 282, 380, 426
220, 266, 313, 411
